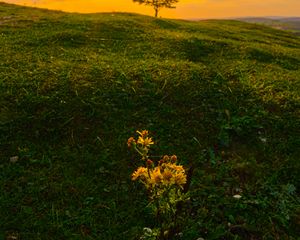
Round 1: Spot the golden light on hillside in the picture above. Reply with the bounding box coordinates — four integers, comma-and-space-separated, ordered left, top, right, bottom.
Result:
3, 0, 300, 19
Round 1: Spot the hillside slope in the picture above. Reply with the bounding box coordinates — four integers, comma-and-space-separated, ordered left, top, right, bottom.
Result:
0, 3, 299, 240
236, 17, 300, 35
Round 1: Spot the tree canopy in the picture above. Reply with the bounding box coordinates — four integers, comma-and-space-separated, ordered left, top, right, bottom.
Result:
133, 0, 179, 17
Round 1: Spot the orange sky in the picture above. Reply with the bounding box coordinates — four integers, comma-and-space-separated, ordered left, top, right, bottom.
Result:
3, 0, 300, 19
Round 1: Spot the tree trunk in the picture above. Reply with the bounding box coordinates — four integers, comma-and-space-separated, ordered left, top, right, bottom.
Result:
155, 7, 158, 17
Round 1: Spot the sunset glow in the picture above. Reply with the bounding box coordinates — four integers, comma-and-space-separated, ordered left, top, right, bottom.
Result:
2, 0, 300, 19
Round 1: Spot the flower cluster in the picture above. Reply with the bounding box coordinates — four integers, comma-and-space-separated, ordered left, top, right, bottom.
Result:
127, 130, 154, 160
128, 130, 189, 240
128, 130, 187, 190
132, 155, 187, 189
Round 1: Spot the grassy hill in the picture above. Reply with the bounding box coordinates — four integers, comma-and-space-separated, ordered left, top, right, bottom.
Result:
0, 2, 299, 239
236, 17, 300, 35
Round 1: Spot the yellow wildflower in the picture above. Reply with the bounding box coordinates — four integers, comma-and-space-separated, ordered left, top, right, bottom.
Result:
137, 136, 154, 147
132, 167, 148, 181
127, 137, 136, 147
150, 167, 163, 185
162, 169, 174, 184
174, 172, 187, 186
168, 163, 184, 173
136, 130, 149, 138
161, 162, 182, 172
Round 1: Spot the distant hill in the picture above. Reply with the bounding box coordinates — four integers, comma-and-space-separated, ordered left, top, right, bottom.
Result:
236, 17, 300, 34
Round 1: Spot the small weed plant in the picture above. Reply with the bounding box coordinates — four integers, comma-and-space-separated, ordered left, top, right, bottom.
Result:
128, 130, 189, 240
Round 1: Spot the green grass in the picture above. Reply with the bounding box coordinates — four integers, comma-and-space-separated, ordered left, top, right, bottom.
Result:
0, 2, 299, 239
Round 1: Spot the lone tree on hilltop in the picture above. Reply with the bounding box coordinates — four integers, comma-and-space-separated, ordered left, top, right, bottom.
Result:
133, 0, 179, 18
